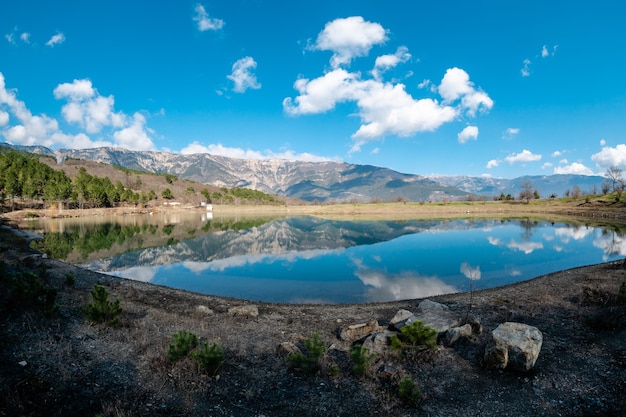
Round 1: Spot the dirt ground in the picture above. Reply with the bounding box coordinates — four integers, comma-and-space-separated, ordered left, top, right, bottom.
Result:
1, 208, 626, 417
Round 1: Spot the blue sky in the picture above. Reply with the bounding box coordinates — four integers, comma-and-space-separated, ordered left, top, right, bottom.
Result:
1, 0, 625, 179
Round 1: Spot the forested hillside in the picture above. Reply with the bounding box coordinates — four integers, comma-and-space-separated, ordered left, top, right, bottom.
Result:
0, 149, 286, 210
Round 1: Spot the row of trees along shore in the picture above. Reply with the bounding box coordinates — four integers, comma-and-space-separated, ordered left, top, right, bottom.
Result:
0, 150, 282, 210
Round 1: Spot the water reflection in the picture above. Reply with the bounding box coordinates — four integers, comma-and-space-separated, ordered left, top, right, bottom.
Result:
25, 214, 626, 303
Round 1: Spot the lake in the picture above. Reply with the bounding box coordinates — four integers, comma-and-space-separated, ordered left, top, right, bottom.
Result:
25, 212, 626, 303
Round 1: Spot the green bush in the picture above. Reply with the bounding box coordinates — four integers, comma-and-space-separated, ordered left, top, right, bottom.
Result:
350, 344, 375, 377
167, 330, 198, 363
192, 341, 224, 375
9, 271, 58, 316
391, 320, 438, 352
287, 333, 327, 375
83, 284, 122, 326
398, 375, 421, 404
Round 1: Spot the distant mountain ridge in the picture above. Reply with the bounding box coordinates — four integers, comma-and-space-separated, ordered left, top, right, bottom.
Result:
428, 174, 606, 199
1, 143, 606, 202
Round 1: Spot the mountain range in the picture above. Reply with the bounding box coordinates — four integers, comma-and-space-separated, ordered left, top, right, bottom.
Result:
2, 143, 607, 202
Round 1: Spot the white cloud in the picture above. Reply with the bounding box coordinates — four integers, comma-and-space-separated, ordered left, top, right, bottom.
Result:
591, 144, 626, 171
457, 125, 478, 144
180, 141, 336, 163
0, 110, 8, 126
283, 67, 488, 142
542, 162, 553, 169
370, 147, 379, 155
600, 139, 606, 146
311, 16, 388, 68
112, 112, 155, 151
227, 57, 261, 93
438, 67, 493, 116
504, 149, 541, 164
554, 162, 594, 175
371, 46, 411, 79
541, 45, 549, 58
0, 72, 155, 150
286, 20, 492, 150
20, 32, 31, 44
54, 79, 95, 101
552, 150, 562, 157
46, 32, 65, 47
5, 33, 15, 44
417, 79, 436, 93
559, 158, 568, 164
54, 79, 125, 133
521, 58, 531, 77
503, 127, 519, 140
486, 159, 499, 169
193, 3, 224, 31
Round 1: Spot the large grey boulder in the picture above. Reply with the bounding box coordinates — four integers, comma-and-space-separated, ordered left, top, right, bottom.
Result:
362, 330, 398, 354
484, 322, 543, 371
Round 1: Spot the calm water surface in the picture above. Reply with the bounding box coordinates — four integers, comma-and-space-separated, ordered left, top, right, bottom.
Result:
26, 212, 626, 303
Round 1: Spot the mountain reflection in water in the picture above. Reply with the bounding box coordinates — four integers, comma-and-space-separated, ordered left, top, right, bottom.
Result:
27, 213, 626, 303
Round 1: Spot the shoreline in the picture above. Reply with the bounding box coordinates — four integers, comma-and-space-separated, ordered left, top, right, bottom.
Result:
1, 207, 626, 416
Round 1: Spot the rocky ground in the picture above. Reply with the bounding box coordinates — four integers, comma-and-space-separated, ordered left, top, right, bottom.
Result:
1, 214, 626, 417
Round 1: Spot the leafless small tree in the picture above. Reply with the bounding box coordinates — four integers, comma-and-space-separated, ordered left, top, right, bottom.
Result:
606, 166, 623, 193
519, 180, 534, 203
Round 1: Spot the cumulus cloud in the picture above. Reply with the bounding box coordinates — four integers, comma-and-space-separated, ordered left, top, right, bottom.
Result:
283, 68, 488, 141
46, 32, 65, 47
227, 57, 261, 93
486, 159, 499, 169
193, 3, 224, 31
285, 18, 493, 151
0, 72, 155, 150
113, 113, 155, 150
457, 125, 478, 144
54, 79, 125, 133
591, 144, 626, 171
438, 67, 493, 116
371, 46, 411, 79
554, 162, 593, 175
20, 32, 31, 44
311, 16, 388, 68
504, 149, 541, 164
180, 141, 336, 163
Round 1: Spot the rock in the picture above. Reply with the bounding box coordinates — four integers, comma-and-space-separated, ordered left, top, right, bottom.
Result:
484, 322, 543, 372
443, 324, 473, 346
390, 309, 414, 326
195, 305, 214, 315
276, 342, 301, 358
18, 360, 27, 367
378, 364, 400, 379
395, 311, 460, 334
418, 299, 449, 311
228, 305, 259, 318
338, 320, 380, 342
362, 330, 397, 354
